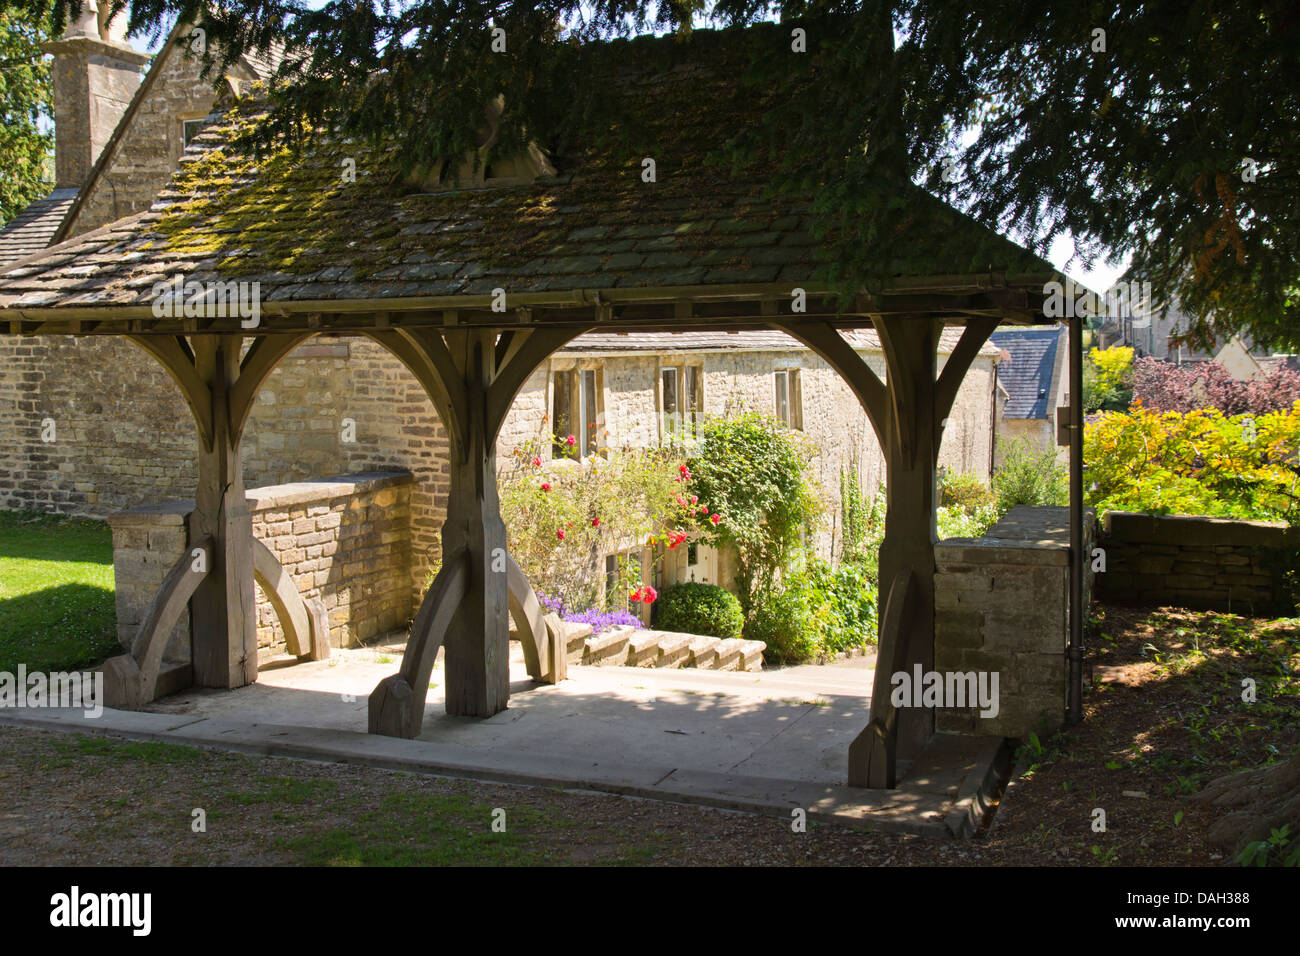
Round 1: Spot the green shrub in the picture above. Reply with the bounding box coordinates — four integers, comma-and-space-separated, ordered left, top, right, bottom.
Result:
653, 582, 744, 639
745, 583, 826, 665
992, 438, 1069, 513
746, 558, 877, 665
939, 471, 997, 512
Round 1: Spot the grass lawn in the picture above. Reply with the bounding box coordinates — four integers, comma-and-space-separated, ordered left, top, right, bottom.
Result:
0, 510, 119, 674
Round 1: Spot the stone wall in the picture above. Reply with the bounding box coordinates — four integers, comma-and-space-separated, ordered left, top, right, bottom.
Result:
1096, 512, 1298, 615
934, 505, 1096, 738
108, 470, 414, 664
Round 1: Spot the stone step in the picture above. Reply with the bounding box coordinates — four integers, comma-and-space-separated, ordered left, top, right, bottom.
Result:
581, 629, 630, 666
713, 638, 746, 671
737, 639, 766, 672
563, 622, 595, 666
686, 636, 722, 669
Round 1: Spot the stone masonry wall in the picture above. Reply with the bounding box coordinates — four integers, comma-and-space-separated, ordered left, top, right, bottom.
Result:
934, 505, 1096, 738
108, 470, 414, 664
1096, 512, 1298, 615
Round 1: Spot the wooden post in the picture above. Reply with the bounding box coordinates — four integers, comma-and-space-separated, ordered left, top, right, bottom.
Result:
874, 317, 943, 758
441, 328, 511, 717
188, 334, 258, 689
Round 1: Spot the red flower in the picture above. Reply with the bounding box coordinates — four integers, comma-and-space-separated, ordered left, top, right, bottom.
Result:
566, 434, 576, 447
641, 585, 658, 604
540, 482, 552, 492
629, 589, 642, 602
711, 513, 722, 525
556, 529, 566, 541
531, 456, 542, 467
591, 517, 600, 527
678, 464, 689, 475
690, 495, 698, 505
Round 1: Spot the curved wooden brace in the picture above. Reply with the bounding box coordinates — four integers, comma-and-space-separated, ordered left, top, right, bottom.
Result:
251, 536, 327, 660
848, 567, 915, 789
101, 535, 213, 710
486, 327, 592, 442
368, 552, 470, 738
359, 329, 463, 451
934, 317, 999, 426
230, 332, 314, 437
505, 554, 565, 684
126, 335, 213, 450
772, 321, 889, 445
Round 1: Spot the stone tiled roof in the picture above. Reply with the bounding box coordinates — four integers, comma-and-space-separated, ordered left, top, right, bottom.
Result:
564, 327, 1001, 356
0, 189, 78, 270
990, 327, 1062, 419
0, 26, 1054, 315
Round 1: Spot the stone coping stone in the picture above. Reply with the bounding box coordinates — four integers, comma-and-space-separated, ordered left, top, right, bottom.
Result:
935, 538, 1069, 567
107, 470, 413, 526
1105, 510, 1296, 548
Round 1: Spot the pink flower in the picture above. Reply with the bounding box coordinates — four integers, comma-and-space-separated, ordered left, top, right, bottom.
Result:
566, 435, 576, 447
641, 585, 658, 604
540, 482, 552, 492
711, 513, 722, 525
532, 456, 542, 467
556, 529, 565, 541
690, 495, 698, 505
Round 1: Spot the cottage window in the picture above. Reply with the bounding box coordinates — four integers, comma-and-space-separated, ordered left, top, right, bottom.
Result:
774, 368, 803, 429
553, 367, 602, 459
661, 363, 703, 440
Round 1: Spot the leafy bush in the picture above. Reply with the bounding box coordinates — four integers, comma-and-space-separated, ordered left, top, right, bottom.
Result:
745, 582, 826, 665
653, 582, 744, 639
937, 502, 1000, 539
746, 558, 877, 664
1084, 405, 1300, 521
686, 412, 823, 616
1130, 356, 1300, 416
992, 438, 1069, 513
939, 471, 997, 512
1084, 345, 1135, 412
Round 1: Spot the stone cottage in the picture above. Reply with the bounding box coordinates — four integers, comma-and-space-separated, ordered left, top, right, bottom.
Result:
0, 11, 1001, 649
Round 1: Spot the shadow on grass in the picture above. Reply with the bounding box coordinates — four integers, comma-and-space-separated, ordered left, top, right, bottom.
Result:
0, 582, 119, 674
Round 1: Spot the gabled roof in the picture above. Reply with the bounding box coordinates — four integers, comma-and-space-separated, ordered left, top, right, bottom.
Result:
0, 24, 1055, 318
0, 189, 78, 271
990, 327, 1062, 419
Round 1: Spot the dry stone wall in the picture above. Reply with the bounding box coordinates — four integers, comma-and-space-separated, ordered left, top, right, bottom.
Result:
108, 470, 414, 663
1096, 512, 1298, 615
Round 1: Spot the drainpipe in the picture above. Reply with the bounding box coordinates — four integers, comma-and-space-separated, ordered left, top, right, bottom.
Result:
989, 358, 999, 480
1068, 313, 1084, 725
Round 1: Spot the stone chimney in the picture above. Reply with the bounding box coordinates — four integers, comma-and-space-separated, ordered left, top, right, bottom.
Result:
43, 1, 151, 189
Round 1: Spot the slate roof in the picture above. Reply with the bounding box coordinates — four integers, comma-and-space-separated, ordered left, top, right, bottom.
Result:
990, 327, 1062, 419
0, 24, 1055, 317
0, 189, 78, 270
562, 327, 1001, 356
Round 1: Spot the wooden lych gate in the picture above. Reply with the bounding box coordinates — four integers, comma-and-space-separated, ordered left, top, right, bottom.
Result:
0, 280, 1086, 788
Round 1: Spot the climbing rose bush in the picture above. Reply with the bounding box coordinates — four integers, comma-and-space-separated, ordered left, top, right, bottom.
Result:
499, 432, 687, 613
